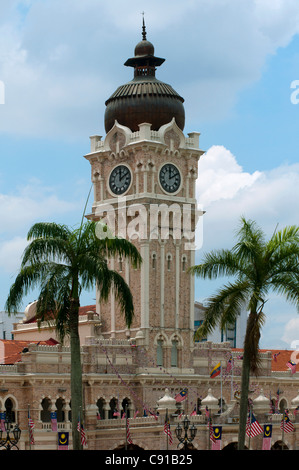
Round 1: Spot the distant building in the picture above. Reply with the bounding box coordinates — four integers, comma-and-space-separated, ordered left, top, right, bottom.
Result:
194, 301, 247, 348
0, 311, 24, 340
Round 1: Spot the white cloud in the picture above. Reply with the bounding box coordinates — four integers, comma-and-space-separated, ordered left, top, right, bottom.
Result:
1, 0, 299, 137
195, 145, 299, 252
0, 180, 76, 235
0, 236, 28, 273
282, 318, 299, 347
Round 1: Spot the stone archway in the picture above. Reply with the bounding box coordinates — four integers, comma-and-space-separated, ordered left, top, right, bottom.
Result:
271, 440, 289, 450
222, 442, 248, 450
114, 443, 145, 451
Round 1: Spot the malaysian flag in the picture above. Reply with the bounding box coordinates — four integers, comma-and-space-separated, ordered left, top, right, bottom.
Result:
51, 411, 58, 432
262, 424, 272, 450
280, 411, 295, 433
28, 409, 35, 445
286, 360, 297, 374
226, 355, 233, 373
0, 413, 5, 432
212, 426, 222, 450
175, 389, 188, 402
77, 416, 87, 447
58, 431, 69, 450
246, 412, 263, 437
164, 419, 173, 445
273, 352, 280, 362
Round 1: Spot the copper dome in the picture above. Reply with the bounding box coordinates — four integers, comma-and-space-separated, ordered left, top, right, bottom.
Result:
104, 22, 185, 133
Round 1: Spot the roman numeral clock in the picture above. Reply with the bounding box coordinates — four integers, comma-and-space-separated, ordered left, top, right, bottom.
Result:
84, 22, 204, 371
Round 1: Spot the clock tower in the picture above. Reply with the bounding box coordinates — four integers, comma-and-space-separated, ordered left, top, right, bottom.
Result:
84, 22, 204, 371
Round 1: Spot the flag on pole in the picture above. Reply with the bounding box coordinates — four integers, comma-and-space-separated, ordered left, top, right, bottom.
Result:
190, 406, 197, 416
175, 388, 188, 402
97, 412, 101, 420
226, 356, 233, 373
212, 426, 222, 450
246, 412, 263, 437
0, 413, 5, 432
28, 409, 35, 445
273, 352, 280, 362
210, 362, 221, 378
205, 407, 216, 443
77, 415, 87, 447
51, 411, 58, 432
164, 418, 173, 445
262, 424, 272, 450
126, 419, 133, 444
280, 411, 295, 433
58, 432, 69, 450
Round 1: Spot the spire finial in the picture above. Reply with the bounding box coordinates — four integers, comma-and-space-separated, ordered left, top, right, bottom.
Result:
141, 11, 147, 40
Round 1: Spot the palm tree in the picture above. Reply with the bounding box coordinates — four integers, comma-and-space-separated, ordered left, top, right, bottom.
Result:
5, 220, 142, 450
189, 217, 299, 449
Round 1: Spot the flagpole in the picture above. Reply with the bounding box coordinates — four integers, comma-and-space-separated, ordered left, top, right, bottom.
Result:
220, 362, 223, 413
28, 404, 31, 451
282, 410, 285, 449
231, 359, 234, 401
207, 407, 211, 450
125, 404, 128, 451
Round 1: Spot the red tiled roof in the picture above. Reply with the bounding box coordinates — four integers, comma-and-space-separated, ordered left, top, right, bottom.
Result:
233, 348, 296, 372
23, 304, 96, 324
0, 338, 59, 364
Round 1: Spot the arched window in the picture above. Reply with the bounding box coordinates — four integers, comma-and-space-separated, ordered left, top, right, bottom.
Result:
157, 339, 164, 367
109, 397, 119, 419
182, 255, 187, 272
171, 339, 178, 367
41, 397, 52, 422
96, 398, 105, 420
152, 253, 157, 269
121, 398, 131, 418
167, 254, 172, 271
5, 398, 15, 423
56, 398, 65, 422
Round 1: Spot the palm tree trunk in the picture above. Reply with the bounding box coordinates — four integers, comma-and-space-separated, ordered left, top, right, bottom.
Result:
238, 347, 250, 449
238, 310, 257, 450
69, 294, 83, 450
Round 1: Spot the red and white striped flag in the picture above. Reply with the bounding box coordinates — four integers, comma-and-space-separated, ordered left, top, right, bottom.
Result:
246, 413, 263, 437
164, 419, 173, 445
77, 416, 87, 447
280, 411, 295, 433
28, 410, 35, 445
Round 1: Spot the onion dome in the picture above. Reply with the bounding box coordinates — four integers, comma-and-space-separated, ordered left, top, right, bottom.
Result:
104, 20, 185, 133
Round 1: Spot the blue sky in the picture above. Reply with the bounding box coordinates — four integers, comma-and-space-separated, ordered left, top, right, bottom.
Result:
0, 0, 298, 349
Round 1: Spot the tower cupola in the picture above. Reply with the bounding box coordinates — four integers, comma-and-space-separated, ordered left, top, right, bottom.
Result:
104, 20, 185, 133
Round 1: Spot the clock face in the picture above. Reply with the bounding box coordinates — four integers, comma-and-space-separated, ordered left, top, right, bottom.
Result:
109, 165, 132, 195
159, 163, 181, 193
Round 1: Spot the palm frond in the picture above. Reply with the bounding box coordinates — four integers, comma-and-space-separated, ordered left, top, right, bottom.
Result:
188, 250, 244, 279
194, 280, 250, 340
21, 237, 72, 267
27, 222, 72, 241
